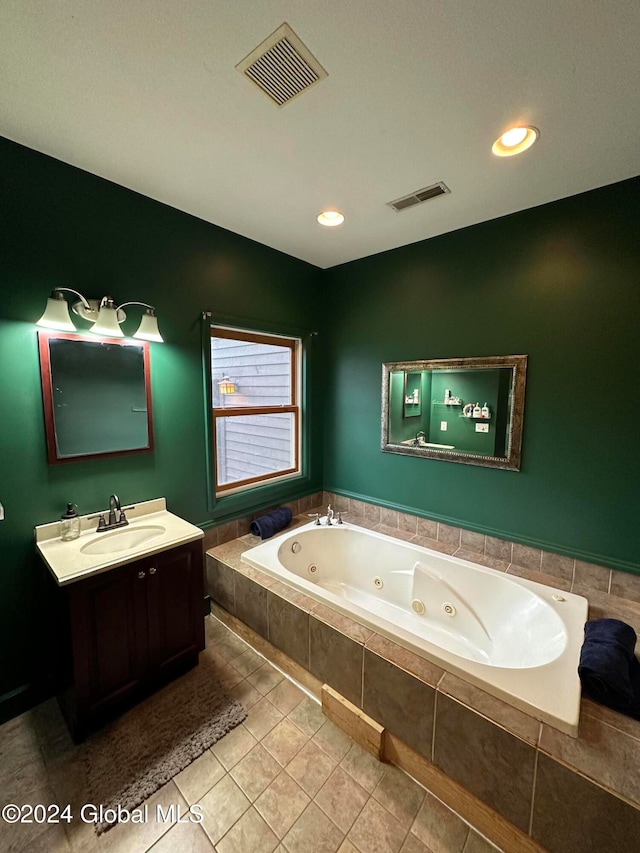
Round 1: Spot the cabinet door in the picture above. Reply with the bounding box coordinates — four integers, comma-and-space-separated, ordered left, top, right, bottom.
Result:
69, 560, 148, 718
147, 540, 205, 675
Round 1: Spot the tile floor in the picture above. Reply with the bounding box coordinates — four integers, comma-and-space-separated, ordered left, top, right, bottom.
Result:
0, 615, 500, 853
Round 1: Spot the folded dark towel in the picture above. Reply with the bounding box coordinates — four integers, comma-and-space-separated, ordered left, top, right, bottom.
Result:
250, 507, 293, 540
578, 618, 640, 720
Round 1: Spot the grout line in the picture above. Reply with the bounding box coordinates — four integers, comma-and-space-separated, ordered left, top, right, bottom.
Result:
431, 691, 438, 764
607, 569, 613, 595
528, 748, 540, 836
570, 559, 576, 593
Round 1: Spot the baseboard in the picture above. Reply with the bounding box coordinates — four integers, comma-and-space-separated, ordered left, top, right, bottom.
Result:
0, 680, 53, 726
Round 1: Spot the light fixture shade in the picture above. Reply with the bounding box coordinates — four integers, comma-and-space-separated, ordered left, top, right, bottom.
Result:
36, 295, 75, 331
91, 304, 124, 337
133, 310, 164, 342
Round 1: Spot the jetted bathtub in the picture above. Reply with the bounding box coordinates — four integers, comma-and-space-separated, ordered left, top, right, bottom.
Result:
242, 519, 589, 736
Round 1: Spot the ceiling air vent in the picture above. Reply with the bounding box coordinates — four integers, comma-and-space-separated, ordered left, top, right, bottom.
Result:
236, 23, 328, 107
387, 182, 451, 212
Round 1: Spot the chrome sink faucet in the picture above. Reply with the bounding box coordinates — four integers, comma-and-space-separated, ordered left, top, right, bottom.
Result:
325, 504, 334, 525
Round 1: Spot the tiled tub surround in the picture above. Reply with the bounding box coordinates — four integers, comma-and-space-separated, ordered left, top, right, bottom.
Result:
242, 521, 588, 737
200, 493, 324, 553
207, 511, 640, 853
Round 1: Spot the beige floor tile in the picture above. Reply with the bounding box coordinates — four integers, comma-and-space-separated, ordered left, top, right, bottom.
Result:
1, 755, 52, 804
174, 749, 226, 804
216, 806, 279, 853
247, 663, 285, 695
338, 841, 361, 853
230, 648, 266, 678
463, 830, 501, 852
372, 765, 426, 829
148, 819, 214, 852
46, 752, 88, 806
93, 780, 187, 853
410, 792, 469, 853
341, 743, 386, 793
400, 832, 432, 853
314, 766, 369, 834
348, 798, 407, 853
261, 719, 308, 766
210, 725, 257, 770
282, 801, 344, 853
18, 822, 71, 852
1, 815, 56, 853
286, 739, 337, 796
265, 679, 305, 716
287, 695, 326, 737
244, 697, 284, 741
215, 663, 244, 690
199, 774, 251, 845
254, 771, 310, 838
229, 679, 263, 710
0, 730, 44, 784
312, 720, 354, 763
215, 634, 251, 662
230, 743, 282, 801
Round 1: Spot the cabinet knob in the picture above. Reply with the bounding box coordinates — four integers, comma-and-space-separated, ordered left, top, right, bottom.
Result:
138, 571, 146, 579
149, 567, 157, 575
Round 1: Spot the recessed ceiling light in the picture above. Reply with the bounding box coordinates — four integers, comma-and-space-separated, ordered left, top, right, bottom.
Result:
317, 210, 344, 227
492, 126, 539, 157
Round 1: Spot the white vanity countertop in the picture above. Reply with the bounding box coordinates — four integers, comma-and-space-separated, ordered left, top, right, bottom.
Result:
35, 498, 204, 586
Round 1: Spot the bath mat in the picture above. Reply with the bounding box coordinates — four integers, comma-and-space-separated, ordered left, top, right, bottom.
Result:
83, 654, 246, 834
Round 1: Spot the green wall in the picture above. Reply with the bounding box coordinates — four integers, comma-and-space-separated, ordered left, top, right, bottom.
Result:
1, 132, 639, 724
322, 177, 640, 573
0, 137, 323, 718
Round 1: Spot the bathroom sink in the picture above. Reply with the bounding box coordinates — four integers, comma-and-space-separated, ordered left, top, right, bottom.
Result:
80, 525, 165, 555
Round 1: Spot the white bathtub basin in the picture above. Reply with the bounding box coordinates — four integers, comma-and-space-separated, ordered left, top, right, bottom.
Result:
242, 520, 588, 736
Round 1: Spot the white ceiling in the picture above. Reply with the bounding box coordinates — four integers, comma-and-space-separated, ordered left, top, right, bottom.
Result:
2, 1, 639, 269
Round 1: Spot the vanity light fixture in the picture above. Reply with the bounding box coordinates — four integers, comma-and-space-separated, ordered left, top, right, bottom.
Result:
491, 126, 539, 157
36, 288, 164, 342
218, 374, 237, 395
317, 210, 345, 227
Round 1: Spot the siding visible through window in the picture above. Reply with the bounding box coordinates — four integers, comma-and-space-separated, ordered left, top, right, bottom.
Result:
211, 328, 300, 493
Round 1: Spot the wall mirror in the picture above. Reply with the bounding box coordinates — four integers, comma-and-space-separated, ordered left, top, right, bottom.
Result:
38, 331, 154, 464
381, 355, 527, 470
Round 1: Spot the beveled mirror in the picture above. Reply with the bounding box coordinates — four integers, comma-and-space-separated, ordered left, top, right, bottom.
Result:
381, 355, 527, 470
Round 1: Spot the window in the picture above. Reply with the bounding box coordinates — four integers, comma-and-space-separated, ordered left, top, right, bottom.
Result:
210, 326, 301, 494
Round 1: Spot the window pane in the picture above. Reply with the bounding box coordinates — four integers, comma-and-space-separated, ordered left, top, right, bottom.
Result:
216, 413, 295, 487
211, 336, 292, 408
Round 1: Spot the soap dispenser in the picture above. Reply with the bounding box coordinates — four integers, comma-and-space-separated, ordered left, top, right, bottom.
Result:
60, 503, 81, 541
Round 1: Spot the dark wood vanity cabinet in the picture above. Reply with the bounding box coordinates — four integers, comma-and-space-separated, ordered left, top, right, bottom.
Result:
62, 540, 204, 740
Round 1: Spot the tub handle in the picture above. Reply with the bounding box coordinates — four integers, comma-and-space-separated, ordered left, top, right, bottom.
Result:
307, 512, 321, 526
336, 511, 348, 524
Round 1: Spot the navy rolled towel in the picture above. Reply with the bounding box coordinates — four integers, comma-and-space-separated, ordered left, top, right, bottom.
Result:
250, 507, 293, 540
578, 618, 640, 719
